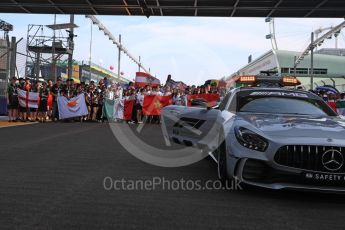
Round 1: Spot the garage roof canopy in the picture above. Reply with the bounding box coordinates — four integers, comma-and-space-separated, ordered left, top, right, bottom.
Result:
1, 0, 345, 18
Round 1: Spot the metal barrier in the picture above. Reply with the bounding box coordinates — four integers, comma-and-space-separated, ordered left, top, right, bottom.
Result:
0, 80, 7, 115
0, 80, 6, 96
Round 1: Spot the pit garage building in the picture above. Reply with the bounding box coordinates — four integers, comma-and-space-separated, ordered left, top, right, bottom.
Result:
228, 48, 345, 91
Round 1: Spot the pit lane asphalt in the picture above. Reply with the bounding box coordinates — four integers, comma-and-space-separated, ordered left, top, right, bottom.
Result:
1, 123, 345, 230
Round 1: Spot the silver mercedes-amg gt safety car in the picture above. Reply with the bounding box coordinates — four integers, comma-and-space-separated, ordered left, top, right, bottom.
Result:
161, 75, 345, 192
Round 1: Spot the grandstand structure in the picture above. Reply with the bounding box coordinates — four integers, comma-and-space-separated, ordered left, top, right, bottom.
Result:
228, 48, 345, 91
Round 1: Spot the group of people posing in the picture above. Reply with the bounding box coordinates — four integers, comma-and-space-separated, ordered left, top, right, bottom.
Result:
7, 75, 345, 124
6, 76, 223, 123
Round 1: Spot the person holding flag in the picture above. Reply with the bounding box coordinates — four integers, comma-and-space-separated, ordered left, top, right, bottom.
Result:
136, 88, 145, 124
38, 82, 50, 122
51, 77, 64, 121
17, 79, 39, 121
6, 77, 19, 122
22, 78, 33, 121
29, 81, 40, 122
17, 78, 26, 121
85, 81, 100, 121
47, 79, 54, 119
142, 89, 172, 124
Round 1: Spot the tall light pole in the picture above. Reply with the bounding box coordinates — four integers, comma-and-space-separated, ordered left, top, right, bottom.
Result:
67, 14, 75, 80
265, 17, 278, 50
89, 19, 93, 83
52, 14, 57, 82
118, 34, 121, 79
310, 32, 314, 90
293, 56, 297, 75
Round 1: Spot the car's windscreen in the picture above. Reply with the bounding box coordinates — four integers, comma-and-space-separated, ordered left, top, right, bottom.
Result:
238, 96, 336, 116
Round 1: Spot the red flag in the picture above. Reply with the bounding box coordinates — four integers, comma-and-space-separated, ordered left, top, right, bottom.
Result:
124, 100, 135, 121
187, 94, 220, 107
135, 72, 160, 88
143, 95, 172, 115
327, 101, 338, 114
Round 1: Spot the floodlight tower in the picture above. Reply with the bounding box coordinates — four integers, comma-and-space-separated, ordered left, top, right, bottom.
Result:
0, 19, 13, 38
265, 17, 278, 50
265, 17, 281, 74
0, 19, 13, 83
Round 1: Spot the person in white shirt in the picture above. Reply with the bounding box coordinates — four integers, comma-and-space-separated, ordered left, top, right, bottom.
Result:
145, 85, 152, 95
114, 84, 123, 100
136, 88, 145, 123
157, 85, 163, 96
164, 86, 172, 96
151, 86, 163, 96
106, 81, 117, 100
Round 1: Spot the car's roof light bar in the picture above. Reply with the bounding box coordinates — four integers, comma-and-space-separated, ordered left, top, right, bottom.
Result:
236, 73, 301, 87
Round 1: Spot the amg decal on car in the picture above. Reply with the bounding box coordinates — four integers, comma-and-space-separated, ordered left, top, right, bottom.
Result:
249, 91, 309, 98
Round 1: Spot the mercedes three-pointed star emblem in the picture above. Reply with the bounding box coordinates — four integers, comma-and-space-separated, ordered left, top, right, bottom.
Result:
322, 149, 344, 171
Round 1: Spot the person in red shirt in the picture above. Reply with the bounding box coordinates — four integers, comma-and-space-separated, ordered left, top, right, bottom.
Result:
327, 93, 338, 114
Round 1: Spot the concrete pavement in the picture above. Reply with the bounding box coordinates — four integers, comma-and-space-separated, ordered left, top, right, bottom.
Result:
1, 123, 345, 229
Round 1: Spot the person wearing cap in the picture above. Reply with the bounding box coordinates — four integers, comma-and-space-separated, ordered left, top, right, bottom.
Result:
51, 77, 64, 121
38, 81, 49, 122
6, 77, 19, 122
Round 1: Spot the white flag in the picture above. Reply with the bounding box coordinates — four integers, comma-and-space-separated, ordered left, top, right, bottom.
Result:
18, 88, 39, 109
113, 98, 124, 119
57, 94, 88, 119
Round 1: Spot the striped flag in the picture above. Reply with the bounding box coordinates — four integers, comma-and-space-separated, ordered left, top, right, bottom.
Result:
135, 72, 160, 88
18, 88, 39, 109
